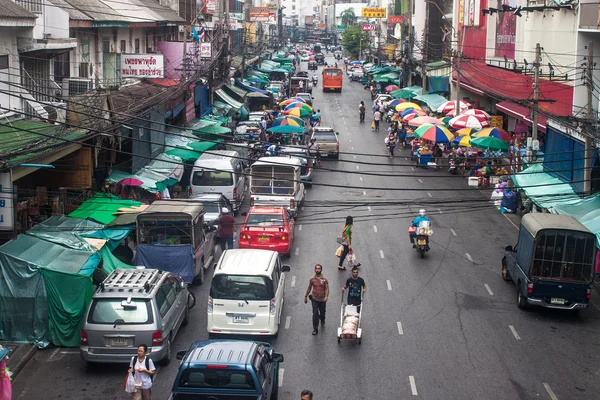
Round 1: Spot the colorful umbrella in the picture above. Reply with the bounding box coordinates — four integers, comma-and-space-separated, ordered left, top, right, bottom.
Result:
408, 116, 445, 127
284, 108, 312, 118
452, 135, 472, 147
118, 178, 143, 187
455, 127, 475, 136
388, 99, 406, 108
414, 124, 454, 143
396, 102, 422, 111
449, 114, 491, 129
280, 97, 305, 107
285, 102, 313, 112
267, 125, 305, 134
385, 84, 400, 92
273, 116, 305, 127
470, 136, 509, 152
475, 127, 510, 142
441, 116, 453, 126
459, 109, 491, 119
437, 100, 471, 114
401, 109, 426, 118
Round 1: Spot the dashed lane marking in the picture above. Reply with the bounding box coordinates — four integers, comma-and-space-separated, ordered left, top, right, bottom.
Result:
465, 253, 473, 262
409, 376, 418, 395
397, 321, 404, 335
380, 250, 385, 259
438, 209, 443, 214
450, 228, 457, 236
60, 351, 79, 355
299, 224, 302, 231
386, 280, 392, 290
291, 276, 296, 287
417, 179, 423, 184
278, 368, 285, 387
359, 177, 363, 181
295, 247, 300, 256
356, 166, 360, 170
411, 167, 415, 171
373, 225, 378, 233
362, 191, 367, 196
353, 155, 356, 159
543, 383, 559, 400
509, 325, 521, 340
285, 316, 291, 329
351, 147, 354, 150
427, 192, 432, 197
484, 284, 494, 296
368, 206, 372, 212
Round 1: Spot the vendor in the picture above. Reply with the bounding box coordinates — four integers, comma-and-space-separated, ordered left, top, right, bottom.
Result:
0, 345, 11, 399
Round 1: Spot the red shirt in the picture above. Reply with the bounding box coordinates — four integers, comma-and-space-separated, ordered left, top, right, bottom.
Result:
218, 215, 236, 237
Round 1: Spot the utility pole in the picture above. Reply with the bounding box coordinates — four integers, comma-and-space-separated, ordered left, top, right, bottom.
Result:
584, 41, 594, 195
531, 43, 541, 161
454, 29, 461, 116
422, 2, 428, 93
407, 0, 413, 86
183, 25, 187, 82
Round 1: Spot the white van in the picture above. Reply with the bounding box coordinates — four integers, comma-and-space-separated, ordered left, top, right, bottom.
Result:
190, 150, 246, 213
207, 249, 291, 336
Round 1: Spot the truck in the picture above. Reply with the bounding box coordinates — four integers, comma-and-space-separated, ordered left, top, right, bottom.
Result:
502, 213, 595, 312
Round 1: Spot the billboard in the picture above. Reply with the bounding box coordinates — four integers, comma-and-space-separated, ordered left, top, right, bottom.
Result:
494, 0, 517, 58
361, 7, 386, 18
121, 54, 164, 78
249, 7, 270, 22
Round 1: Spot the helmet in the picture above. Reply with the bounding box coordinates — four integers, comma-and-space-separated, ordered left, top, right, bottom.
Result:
222, 208, 230, 214
419, 209, 426, 217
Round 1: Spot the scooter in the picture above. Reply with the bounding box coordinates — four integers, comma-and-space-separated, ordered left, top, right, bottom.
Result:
415, 235, 430, 258
385, 109, 394, 123
448, 158, 457, 174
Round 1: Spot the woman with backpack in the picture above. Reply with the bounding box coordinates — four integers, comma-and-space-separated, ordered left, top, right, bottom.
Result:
128, 344, 156, 400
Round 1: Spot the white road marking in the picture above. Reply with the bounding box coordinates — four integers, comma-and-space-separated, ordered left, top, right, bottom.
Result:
379, 250, 385, 259
410, 167, 415, 171
438, 209, 443, 214
17, 387, 30, 400
278, 368, 285, 387
373, 225, 378, 233
359, 176, 363, 181
465, 253, 473, 262
509, 325, 521, 340
285, 316, 291, 329
299, 224, 302, 231
368, 206, 372, 212
349, 139, 352, 142
48, 347, 60, 362
543, 383, 559, 400
353, 155, 356, 159
295, 247, 299, 256
356, 165, 360, 170
484, 284, 494, 296
404, 157, 408, 160
301, 206, 305, 211
409, 376, 418, 395
417, 178, 423, 184
386, 280, 392, 290
502, 213, 519, 230
351, 147, 354, 150
450, 228, 457, 236
60, 351, 79, 355
397, 321, 404, 335
153, 367, 161, 381
291, 276, 296, 287
362, 191, 367, 196
427, 192, 432, 197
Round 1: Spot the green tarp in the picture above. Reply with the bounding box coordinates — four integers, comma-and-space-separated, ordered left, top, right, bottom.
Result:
188, 141, 218, 152
102, 245, 135, 274
215, 89, 244, 111
27, 216, 105, 251
68, 193, 141, 224
165, 148, 202, 162
412, 94, 448, 111
106, 169, 166, 194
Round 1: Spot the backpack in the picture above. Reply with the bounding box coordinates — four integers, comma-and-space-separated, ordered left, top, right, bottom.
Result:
130, 356, 153, 382
359, 105, 366, 113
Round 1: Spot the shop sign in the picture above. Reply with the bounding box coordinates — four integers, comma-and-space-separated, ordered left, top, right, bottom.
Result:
228, 12, 243, 21
388, 15, 405, 24
205, 0, 216, 15
0, 171, 14, 231
121, 54, 164, 78
249, 7, 270, 22
317, 23, 326, 30
361, 7, 386, 18
200, 43, 212, 58
362, 24, 376, 31
491, 115, 504, 129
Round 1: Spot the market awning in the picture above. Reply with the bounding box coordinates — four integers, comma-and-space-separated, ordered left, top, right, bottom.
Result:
496, 101, 547, 132
215, 89, 244, 111
225, 84, 249, 100
141, 152, 184, 181
164, 148, 202, 163
212, 100, 233, 114
412, 94, 448, 111
188, 141, 218, 152
106, 169, 175, 194
236, 80, 269, 95
69, 193, 142, 224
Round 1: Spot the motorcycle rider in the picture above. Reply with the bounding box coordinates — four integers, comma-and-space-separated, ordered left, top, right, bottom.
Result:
409, 209, 431, 248
359, 101, 366, 123
312, 75, 318, 86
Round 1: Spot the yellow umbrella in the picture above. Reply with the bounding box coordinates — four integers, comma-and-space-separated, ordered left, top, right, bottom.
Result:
396, 102, 422, 111
452, 135, 472, 147
455, 128, 476, 136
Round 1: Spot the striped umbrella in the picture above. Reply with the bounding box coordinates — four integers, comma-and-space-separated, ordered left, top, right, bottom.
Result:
396, 102, 422, 111
403, 112, 428, 123
285, 102, 313, 112
452, 135, 472, 147
475, 127, 510, 142
400, 109, 426, 118
437, 100, 470, 114
272, 116, 304, 127
471, 136, 509, 152
460, 109, 491, 119
449, 114, 491, 129
280, 98, 305, 107
267, 125, 305, 134
408, 116, 445, 127
455, 127, 476, 136
388, 99, 406, 108
283, 107, 312, 118
414, 124, 454, 143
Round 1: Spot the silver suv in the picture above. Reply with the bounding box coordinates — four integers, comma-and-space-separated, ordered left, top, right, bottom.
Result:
80, 268, 192, 365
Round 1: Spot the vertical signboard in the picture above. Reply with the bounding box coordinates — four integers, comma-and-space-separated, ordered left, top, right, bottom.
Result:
200, 43, 212, 58
0, 171, 14, 231
495, 0, 517, 58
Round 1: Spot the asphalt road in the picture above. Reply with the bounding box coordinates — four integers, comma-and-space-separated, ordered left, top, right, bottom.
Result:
11, 54, 600, 400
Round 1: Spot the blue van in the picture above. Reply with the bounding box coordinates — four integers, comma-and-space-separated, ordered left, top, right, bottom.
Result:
170, 340, 284, 400
502, 214, 595, 311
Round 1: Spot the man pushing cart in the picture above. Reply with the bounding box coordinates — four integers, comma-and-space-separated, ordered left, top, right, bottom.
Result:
338, 267, 366, 344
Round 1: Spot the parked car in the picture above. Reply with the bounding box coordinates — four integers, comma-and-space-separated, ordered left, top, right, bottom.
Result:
170, 340, 284, 400
300, 54, 310, 62
80, 268, 192, 365
190, 193, 233, 240
296, 92, 313, 106
235, 121, 261, 139
311, 127, 340, 159
207, 249, 291, 336
296, 71, 309, 78
308, 61, 318, 71
351, 67, 364, 81
240, 207, 296, 256
374, 93, 393, 105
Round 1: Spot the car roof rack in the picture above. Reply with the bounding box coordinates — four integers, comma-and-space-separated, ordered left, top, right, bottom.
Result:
101, 269, 163, 294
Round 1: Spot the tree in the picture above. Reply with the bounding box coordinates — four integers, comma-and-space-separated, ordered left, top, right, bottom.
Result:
340, 8, 356, 26
342, 25, 370, 59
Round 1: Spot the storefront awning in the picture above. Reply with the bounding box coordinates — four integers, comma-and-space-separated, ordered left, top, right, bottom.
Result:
412, 94, 447, 111
215, 89, 244, 111
496, 101, 547, 133
236, 80, 269, 95
226, 84, 249, 100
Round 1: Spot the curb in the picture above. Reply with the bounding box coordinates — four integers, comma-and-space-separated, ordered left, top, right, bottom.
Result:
9, 344, 38, 381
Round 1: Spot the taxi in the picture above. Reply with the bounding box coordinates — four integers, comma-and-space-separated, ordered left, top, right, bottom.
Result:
239, 207, 295, 256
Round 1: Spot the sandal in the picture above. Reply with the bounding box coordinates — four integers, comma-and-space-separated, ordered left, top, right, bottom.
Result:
312, 330, 318, 335
338, 266, 346, 271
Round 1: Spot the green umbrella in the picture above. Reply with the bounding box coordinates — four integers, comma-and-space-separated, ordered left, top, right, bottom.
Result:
187, 141, 217, 152
390, 89, 417, 99
470, 136, 509, 152
165, 148, 202, 162
267, 125, 305, 134
197, 125, 232, 135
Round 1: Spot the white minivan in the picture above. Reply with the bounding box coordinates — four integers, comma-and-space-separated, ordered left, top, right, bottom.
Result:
207, 249, 291, 336
190, 150, 246, 213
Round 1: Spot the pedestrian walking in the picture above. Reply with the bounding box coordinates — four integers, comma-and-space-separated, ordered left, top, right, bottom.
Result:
307, 138, 321, 167
338, 216, 353, 271
359, 101, 366, 123
128, 344, 156, 400
304, 264, 329, 335
373, 110, 381, 131
387, 130, 397, 158
0, 345, 11, 400
217, 208, 236, 251
342, 267, 366, 312
301, 390, 314, 400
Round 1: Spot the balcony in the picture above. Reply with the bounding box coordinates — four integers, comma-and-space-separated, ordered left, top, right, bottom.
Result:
579, 3, 600, 30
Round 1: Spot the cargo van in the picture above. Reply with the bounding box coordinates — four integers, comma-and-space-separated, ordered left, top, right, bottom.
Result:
207, 249, 290, 336
190, 150, 246, 213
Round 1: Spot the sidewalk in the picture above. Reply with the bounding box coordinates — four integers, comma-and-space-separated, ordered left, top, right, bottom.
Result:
0, 342, 37, 381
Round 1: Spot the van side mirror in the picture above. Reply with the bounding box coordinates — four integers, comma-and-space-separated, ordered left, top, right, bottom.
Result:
176, 350, 187, 360
505, 245, 513, 252
271, 352, 284, 363
281, 265, 291, 272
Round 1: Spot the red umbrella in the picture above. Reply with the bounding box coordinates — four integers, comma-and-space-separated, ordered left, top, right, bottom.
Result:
385, 84, 400, 92
437, 100, 470, 114
118, 178, 143, 187
449, 114, 490, 129
459, 109, 491, 119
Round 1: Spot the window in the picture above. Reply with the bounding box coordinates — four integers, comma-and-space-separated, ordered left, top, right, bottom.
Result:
88, 299, 152, 324
102, 40, 110, 53
135, 39, 140, 53
177, 368, 256, 390
324, 69, 342, 76
292, 5, 295, 10
192, 170, 234, 186
246, 213, 284, 226
79, 62, 90, 78
121, 40, 127, 52
53, 52, 70, 82
14, 0, 42, 14
138, 220, 193, 245
210, 275, 274, 300
157, 283, 176, 317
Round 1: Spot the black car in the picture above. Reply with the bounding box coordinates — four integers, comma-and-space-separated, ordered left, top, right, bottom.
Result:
297, 71, 309, 78
308, 62, 318, 71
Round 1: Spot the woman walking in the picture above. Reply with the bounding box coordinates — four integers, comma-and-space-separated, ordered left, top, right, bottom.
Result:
338, 216, 353, 271
387, 130, 398, 158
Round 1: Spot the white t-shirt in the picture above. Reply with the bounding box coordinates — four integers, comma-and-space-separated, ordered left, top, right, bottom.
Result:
131, 356, 156, 389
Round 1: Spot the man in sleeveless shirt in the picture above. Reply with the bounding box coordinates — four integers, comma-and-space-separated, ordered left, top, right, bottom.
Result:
304, 264, 329, 335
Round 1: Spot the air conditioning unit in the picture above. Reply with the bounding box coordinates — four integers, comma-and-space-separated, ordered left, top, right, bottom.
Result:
62, 78, 93, 99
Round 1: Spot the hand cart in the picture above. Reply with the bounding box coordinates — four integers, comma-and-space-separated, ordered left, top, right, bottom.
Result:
337, 295, 363, 344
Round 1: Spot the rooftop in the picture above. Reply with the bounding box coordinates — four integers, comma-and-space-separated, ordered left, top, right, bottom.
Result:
0, 0, 36, 19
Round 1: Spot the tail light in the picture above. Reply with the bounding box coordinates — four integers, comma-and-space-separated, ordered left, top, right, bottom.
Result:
152, 331, 164, 346
80, 330, 88, 345
527, 282, 533, 295
586, 288, 591, 300
207, 296, 213, 314
280, 235, 287, 241
270, 298, 276, 315
336, 143, 340, 151
188, 187, 193, 197
250, 196, 255, 206
290, 198, 295, 209
233, 187, 238, 201
305, 166, 310, 175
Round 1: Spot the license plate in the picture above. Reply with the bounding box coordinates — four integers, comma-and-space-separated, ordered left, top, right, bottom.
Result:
551, 297, 565, 305
111, 338, 128, 346
233, 316, 249, 324
417, 239, 426, 245
258, 236, 269, 242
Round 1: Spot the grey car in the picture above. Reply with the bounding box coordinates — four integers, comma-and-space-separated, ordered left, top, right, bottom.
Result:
190, 193, 234, 239
80, 268, 191, 365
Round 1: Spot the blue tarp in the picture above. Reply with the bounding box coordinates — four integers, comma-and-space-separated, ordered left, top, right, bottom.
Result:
135, 244, 195, 283
236, 80, 269, 95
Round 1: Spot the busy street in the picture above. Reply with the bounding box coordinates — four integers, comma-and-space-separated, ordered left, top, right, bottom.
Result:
6, 52, 600, 400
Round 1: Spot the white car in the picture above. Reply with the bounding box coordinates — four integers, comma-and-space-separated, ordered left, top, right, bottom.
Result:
300, 54, 310, 62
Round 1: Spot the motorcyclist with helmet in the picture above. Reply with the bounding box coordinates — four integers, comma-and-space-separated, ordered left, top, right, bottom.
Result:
409, 209, 431, 248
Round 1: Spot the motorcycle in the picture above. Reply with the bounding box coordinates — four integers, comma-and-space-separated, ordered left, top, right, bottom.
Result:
409, 222, 432, 258
370, 88, 377, 100
312, 77, 318, 86
385, 109, 394, 123
415, 234, 430, 258
448, 158, 457, 175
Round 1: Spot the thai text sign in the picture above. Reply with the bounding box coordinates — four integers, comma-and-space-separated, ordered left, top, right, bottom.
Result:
249, 7, 270, 22
121, 54, 164, 78
362, 24, 376, 31
491, 115, 504, 129
388, 15, 405, 24
361, 8, 386, 18
0, 171, 14, 231
200, 43, 212, 59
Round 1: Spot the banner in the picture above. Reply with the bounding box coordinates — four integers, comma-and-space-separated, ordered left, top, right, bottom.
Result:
491, 115, 504, 129
388, 15, 405, 24
494, 0, 517, 58
121, 54, 164, 78
200, 43, 212, 59
362, 24, 376, 31
361, 7, 386, 18
205, 0, 216, 15
249, 7, 270, 22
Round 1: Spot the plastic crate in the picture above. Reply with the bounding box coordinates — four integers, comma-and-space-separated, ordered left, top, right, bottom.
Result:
468, 177, 480, 187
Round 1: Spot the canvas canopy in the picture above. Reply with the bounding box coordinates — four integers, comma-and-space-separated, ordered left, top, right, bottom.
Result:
68, 193, 142, 224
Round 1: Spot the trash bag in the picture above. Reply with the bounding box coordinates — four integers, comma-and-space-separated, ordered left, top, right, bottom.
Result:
125, 373, 137, 393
